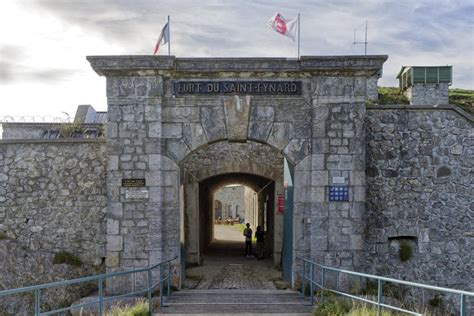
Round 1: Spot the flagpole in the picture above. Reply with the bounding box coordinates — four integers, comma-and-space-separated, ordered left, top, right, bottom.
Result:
297, 13, 300, 59
168, 15, 171, 56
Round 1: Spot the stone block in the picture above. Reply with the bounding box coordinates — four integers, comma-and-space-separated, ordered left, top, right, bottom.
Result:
201, 106, 226, 141
267, 122, 292, 150
350, 171, 366, 186
105, 252, 120, 267
162, 123, 182, 138
148, 121, 162, 138
183, 123, 208, 151
107, 219, 120, 235
109, 203, 123, 218
166, 139, 190, 162
163, 107, 199, 123
224, 95, 251, 141
283, 139, 311, 164
311, 170, 328, 186
107, 235, 123, 251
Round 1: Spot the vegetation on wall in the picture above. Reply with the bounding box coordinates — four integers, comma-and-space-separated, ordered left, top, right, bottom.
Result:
374, 87, 474, 115
449, 88, 474, 114
399, 241, 412, 262
52, 251, 82, 267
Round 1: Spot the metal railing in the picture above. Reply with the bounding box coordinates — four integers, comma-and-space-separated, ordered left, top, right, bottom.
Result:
0, 257, 178, 316
297, 257, 473, 316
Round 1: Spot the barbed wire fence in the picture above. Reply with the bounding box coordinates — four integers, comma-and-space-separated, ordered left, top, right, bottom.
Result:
0, 114, 72, 123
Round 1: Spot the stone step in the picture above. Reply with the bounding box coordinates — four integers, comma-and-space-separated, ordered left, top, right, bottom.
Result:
154, 289, 314, 315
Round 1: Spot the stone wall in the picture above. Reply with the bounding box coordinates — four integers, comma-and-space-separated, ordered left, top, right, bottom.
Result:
405, 83, 449, 105
0, 139, 107, 314
366, 107, 473, 312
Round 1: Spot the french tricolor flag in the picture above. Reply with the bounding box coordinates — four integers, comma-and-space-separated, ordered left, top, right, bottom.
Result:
153, 21, 170, 55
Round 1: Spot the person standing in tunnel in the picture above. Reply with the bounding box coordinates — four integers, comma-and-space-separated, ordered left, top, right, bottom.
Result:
255, 226, 265, 260
243, 223, 252, 257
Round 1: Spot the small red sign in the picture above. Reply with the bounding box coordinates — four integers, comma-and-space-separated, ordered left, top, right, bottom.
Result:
277, 194, 284, 214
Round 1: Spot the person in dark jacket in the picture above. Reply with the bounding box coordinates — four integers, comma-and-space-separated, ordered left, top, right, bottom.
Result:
255, 226, 265, 260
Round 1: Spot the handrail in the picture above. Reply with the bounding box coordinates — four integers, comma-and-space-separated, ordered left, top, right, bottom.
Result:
296, 257, 473, 316
0, 256, 178, 316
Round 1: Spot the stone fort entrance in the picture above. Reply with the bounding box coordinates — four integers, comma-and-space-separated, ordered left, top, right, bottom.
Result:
87, 55, 387, 291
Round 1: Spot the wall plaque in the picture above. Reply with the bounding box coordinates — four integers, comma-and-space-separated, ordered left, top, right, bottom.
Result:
173, 81, 302, 96
122, 179, 146, 187
125, 189, 149, 199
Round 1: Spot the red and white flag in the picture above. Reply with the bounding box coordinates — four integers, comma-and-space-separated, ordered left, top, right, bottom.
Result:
153, 22, 170, 55
268, 13, 298, 41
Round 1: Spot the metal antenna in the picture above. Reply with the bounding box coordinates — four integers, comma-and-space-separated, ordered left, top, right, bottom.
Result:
353, 20, 368, 55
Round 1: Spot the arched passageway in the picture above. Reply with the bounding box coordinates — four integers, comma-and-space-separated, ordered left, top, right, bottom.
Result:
180, 141, 286, 267
199, 173, 275, 258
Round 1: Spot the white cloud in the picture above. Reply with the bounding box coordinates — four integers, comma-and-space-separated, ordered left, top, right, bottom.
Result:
0, 0, 472, 118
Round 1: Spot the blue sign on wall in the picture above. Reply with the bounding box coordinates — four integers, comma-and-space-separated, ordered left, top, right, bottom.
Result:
329, 186, 349, 201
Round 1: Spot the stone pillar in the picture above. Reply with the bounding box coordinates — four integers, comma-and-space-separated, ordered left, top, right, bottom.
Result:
105, 76, 164, 293
310, 76, 367, 279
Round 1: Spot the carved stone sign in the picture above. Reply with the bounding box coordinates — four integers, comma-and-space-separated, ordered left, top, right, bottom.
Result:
173, 81, 302, 96
122, 179, 146, 187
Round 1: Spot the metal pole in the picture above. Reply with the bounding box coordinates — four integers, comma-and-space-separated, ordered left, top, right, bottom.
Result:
297, 13, 300, 59
98, 276, 103, 316
167, 261, 171, 298
309, 264, 314, 305
147, 270, 152, 316
377, 279, 383, 316
320, 267, 325, 303
364, 20, 367, 55
460, 293, 465, 316
34, 289, 40, 316
160, 264, 164, 307
168, 15, 171, 56
301, 261, 306, 297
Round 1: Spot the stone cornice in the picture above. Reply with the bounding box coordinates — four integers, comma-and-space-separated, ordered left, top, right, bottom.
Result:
87, 55, 388, 77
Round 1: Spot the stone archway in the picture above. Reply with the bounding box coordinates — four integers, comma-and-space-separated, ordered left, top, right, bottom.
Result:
180, 140, 285, 265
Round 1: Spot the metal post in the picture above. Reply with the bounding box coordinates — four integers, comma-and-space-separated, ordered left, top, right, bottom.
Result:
309, 263, 314, 305
147, 269, 152, 316
160, 264, 164, 307
297, 13, 300, 59
460, 293, 465, 316
364, 20, 367, 55
98, 276, 103, 316
167, 15, 171, 56
301, 261, 306, 297
167, 261, 171, 298
34, 289, 40, 316
320, 267, 325, 303
336, 271, 339, 290
377, 279, 383, 316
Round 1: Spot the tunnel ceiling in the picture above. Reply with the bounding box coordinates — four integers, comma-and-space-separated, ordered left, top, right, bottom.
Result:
181, 140, 284, 183
200, 173, 274, 193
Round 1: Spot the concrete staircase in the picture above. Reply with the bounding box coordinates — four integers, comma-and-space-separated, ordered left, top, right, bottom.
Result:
154, 289, 314, 315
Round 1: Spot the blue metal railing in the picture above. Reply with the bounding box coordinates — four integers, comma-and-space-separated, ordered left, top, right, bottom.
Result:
0, 256, 178, 316
297, 257, 473, 316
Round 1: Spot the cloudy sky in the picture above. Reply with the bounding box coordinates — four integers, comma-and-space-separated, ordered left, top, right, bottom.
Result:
0, 0, 473, 120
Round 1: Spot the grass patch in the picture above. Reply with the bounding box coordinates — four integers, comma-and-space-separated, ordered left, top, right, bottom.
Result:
375, 87, 474, 114
52, 251, 82, 267
107, 300, 148, 316
376, 87, 409, 105
449, 88, 474, 114
313, 294, 405, 316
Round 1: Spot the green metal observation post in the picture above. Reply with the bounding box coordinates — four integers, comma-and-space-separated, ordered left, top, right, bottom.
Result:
397, 65, 452, 90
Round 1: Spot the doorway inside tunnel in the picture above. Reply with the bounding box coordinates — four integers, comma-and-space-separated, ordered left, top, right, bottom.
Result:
198, 173, 275, 259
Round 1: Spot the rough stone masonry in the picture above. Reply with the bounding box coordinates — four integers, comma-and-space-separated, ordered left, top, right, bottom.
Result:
0, 55, 472, 314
